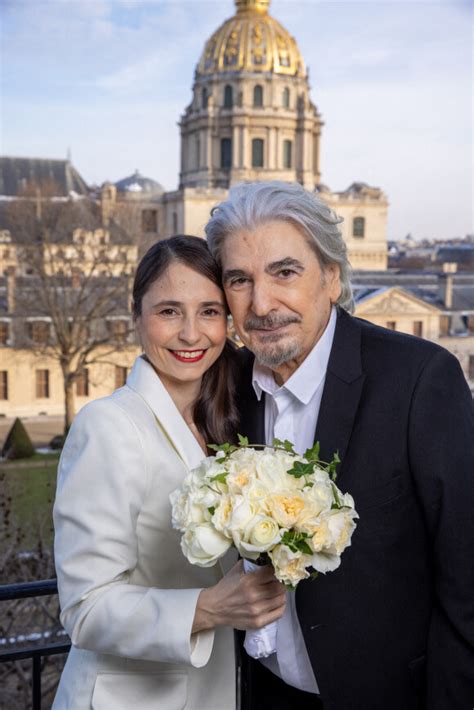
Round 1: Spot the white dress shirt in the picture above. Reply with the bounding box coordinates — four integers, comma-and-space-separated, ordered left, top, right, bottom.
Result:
251, 306, 337, 694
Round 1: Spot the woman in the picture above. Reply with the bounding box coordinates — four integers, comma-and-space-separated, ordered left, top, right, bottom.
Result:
53, 236, 285, 709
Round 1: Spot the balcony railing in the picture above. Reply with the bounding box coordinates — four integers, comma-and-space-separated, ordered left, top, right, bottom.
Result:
0, 579, 70, 710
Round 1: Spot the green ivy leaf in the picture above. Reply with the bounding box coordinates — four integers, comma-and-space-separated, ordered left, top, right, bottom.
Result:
208, 506, 216, 516
304, 441, 320, 462
237, 433, 249, 447
272, 438, 296, 454
327, 451, 341, 481
287, 461, 316, 478
211, 472, 229, 484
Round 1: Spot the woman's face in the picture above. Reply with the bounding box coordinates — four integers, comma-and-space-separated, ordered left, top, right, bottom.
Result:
136, 261, 227, 390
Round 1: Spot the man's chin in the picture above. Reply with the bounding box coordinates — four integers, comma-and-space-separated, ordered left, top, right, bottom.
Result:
250, 340, 303, 370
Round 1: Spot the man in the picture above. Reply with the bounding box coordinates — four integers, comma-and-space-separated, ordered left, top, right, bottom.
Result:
205, 181, 474, 710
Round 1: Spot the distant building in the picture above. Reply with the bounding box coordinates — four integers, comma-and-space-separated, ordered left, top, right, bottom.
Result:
353, 268, 474, 390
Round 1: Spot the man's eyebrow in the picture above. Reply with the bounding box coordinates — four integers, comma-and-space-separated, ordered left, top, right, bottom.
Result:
266, 257, 305, 273
223, 268, 249, 282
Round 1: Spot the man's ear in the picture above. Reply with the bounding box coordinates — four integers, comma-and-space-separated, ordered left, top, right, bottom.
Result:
326, 264, 342, 304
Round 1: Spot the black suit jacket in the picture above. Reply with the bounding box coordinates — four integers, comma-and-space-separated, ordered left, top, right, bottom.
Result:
237, 308, 474, 710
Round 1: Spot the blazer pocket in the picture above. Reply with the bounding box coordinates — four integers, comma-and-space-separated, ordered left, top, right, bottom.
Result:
353, 475, 404, 511
91, 670, 188, 710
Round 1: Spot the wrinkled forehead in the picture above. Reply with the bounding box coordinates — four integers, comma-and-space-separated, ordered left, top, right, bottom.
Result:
220, 220, 319, 270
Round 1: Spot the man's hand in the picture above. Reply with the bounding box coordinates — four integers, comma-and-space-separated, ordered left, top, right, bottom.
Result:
192, 560, 286, 633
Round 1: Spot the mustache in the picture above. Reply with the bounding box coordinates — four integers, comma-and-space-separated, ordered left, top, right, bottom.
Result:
244, 314, 302, 331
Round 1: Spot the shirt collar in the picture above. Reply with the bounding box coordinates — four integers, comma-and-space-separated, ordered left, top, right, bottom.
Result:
252, 306, 337, 405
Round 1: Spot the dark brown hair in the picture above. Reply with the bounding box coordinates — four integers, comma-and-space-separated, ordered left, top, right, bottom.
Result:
132, 235, 238, 447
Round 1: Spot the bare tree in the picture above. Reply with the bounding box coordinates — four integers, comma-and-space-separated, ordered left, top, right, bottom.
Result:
4, 185, 138, 434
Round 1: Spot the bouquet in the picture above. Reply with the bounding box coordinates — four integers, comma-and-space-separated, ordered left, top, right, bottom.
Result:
170, 436, 358, 587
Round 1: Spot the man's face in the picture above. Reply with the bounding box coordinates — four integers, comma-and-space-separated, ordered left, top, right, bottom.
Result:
221, 220, 341, 383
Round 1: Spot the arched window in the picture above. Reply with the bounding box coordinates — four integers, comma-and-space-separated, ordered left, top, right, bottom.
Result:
282, 87, 290, 108
221, 138, 232, 169
283, 140, 292, 169
224, 85, 233, 108
353, 216, 365, 238
252, 138, 264, 168
201, 87, 208, 109
253, 85, 263, 107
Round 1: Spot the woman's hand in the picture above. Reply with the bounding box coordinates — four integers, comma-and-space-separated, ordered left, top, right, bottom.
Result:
192, 560, 286, 633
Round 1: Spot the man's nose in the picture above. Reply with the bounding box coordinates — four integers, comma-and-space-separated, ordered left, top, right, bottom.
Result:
250, 280, 277, 317
179, 317, 201, 344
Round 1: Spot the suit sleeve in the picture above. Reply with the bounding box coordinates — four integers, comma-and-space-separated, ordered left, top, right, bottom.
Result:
408, 348, 474, 707
53, 399, 214, 667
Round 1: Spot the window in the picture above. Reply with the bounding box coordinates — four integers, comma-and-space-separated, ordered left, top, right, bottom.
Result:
195, 136, 201, 169
141, 209, 158, 233
115, 366, 128, 389
386, 321, 396, 331
201, 87, 208, 109
282, 87, 290, 108
107, 319, 129, 343
469, 355, 474, 381
353, 217, 365, 238
252, 139, 264, 168
0, 322, 9, 345
221, 138, 232, 169
29, 321, 50, 345
253, 85, 263, 107
172, 212, 178, 233
413, 321, 423, 337
439, 315, 450, 335
0, 371, 8, 400
223, 85, 233, 108
283, 140, 293, 169
76, 368, 89, 397
36, 369, 50, 398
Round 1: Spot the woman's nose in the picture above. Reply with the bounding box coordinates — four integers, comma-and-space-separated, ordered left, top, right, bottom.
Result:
179, 317, 201, 344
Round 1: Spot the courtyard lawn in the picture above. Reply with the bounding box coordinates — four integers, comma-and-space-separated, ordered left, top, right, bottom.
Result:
0, 454, 60, 554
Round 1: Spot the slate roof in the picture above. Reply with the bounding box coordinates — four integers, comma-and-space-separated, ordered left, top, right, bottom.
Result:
352, 270, 474, 312
0, 157, 89, 197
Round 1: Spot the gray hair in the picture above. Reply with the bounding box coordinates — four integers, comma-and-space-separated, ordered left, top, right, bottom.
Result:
205, 181, 354, 312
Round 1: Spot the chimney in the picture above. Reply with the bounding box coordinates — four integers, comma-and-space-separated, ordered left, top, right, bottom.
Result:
6, 266, 16, 313
100, 183, 117, 227
440, 262, 457, 308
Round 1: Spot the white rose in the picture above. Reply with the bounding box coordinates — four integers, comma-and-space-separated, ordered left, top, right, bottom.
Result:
211, 494, 234, 534
269, 544, 312, 586
170, 489, 206, 530
326, 508, 358, 555
181, 523, 231, 567
311, 551, 341, 574
238, 515, 282, 555
255, 451, 302, 491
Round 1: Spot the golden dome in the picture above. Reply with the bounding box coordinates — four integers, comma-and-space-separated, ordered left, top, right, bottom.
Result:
197, 0, 306, 77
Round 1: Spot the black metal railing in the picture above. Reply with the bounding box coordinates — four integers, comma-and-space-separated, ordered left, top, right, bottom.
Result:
0, 579, 70, 710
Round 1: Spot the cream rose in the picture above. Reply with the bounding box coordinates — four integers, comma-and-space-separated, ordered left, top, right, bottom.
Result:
267, 491, 306, 527
181, 523, 231, 567
238, 515, 282, 556
269, 544, 312, 586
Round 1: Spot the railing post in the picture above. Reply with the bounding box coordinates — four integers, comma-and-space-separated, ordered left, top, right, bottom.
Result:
32, 654, 42, 710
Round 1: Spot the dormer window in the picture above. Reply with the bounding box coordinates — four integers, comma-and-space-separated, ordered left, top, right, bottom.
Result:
282, 87, 290, 108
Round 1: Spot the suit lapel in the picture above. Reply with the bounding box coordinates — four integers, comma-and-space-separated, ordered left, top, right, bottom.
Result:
315, 309, 365, 480
126, 356, 205, 471
237, 348, 265, 446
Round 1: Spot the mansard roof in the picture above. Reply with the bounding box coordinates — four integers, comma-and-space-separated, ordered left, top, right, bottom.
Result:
0, 157, 89, 197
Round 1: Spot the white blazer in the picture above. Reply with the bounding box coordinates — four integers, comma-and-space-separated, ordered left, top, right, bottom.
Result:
52, 356, 235, 710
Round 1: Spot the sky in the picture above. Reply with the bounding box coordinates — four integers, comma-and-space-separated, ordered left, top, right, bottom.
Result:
1, 0, 472, 241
